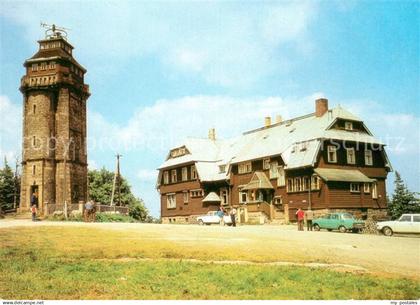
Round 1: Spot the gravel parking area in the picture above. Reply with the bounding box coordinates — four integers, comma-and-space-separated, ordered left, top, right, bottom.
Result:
1, 219, 419, 279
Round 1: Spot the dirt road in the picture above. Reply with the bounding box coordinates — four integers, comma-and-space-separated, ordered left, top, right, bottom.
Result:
1, 219, 419, 278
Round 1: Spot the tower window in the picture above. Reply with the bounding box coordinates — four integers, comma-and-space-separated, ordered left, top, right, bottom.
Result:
32, 165, 36, 175
33, 104, 36, 114
32, 136, 36, 146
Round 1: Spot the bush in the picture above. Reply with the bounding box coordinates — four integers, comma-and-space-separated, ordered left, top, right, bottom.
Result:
95, 212, 137, 223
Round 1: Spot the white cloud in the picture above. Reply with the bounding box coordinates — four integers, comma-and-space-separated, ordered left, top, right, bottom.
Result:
1, 1, 318, 87
0, 95, 21, 162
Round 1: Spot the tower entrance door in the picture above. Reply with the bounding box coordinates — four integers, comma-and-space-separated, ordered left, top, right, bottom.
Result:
30, 185, 39, 208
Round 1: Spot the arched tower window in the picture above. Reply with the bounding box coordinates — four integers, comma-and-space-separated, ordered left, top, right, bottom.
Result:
33, 104, 36, 114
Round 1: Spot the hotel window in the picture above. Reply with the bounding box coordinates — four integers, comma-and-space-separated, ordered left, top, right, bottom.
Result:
171, 169, 177, 183
365, 149, 373, 166
183, 191, 189, 204
277, 166, 285, 186
190, 189, 203, 198
327, 146, 337, 163
191, 165, 197, 180
163, 171, 169, 184
220, 188, 228, 205
311, 176, 320, 190
350, 183, 360, 193
345, 121, 353, 130
364, 183, 370, 193
31, 64, 38, 71
346, 147, 356, 164
239, 190, 248, 203
372, 183, 378, 199
166, 194, 176, 209
181, 167, 188, 181
287, 178, 294, 192
295, 177, 302, 192
269, 161, 279, 179
40, 62, 47, 70
303, 177, 311, 191
263, 158, 270, 170
49, 61, 56, 69
238, 162, 252, 174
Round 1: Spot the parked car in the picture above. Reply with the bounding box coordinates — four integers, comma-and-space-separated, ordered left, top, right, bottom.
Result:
376, 214, 420, 236
313, 212, 365, 233
196, 211, 232, 225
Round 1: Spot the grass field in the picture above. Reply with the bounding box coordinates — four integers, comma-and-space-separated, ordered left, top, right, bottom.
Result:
0, 224, 419, 300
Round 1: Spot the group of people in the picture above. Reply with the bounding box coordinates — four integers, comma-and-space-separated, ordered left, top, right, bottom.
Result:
217, 206, 237, 227
296, 208, 315, 231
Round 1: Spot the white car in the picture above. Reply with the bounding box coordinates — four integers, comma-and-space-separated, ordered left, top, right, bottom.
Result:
377, 214, 420, 236
196, 211, 232, 226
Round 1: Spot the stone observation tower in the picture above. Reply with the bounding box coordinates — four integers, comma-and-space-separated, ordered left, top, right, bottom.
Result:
19, 24, 90, 213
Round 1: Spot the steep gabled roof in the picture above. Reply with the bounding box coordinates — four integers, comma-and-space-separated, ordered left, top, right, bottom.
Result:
158, 105, 386, 182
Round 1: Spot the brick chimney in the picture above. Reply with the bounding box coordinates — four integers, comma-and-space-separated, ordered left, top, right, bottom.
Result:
264, 116, 271, 128
208, 128, 216, 141
315, 98, 328, 117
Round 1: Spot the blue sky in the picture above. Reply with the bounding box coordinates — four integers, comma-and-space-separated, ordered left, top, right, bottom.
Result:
1, 1, 419, 217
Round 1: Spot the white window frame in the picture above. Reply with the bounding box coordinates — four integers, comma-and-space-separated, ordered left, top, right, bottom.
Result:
269, 161, 279, 179
287, 178, 294, 192
190, 189, 203, 198
191, 165, 197, 180
238, 162, 252, 174
239, 189, 248, 203
372, 182, 378, 199
311, 176, 320, 190
220, 188, 228, 205
346, 147, 356, 164
365, 149, 373, 166
350, 183, 360, 193
363, 183, 370, 193
345, 121, 353, 130
31, 64, 38, 72
263, 158, 270, 170
166, 194, 176, 209
327, 145, 337, 163
171, 169, 177, 183
183, 191, 189, 203
162, 171, 168, 185
181, 167, 188, 181
295, 177, 302, 192
303, 177, 311, 191
277, 166, 285, 187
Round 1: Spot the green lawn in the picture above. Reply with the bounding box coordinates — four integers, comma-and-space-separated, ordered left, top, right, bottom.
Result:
0, 226, 419, 300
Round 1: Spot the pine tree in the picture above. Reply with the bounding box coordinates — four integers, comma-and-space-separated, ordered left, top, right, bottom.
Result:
388, 171, 420, 219
0, 158, 16, 211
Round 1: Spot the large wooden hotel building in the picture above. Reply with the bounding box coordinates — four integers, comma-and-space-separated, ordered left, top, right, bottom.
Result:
157, 98, 392, 224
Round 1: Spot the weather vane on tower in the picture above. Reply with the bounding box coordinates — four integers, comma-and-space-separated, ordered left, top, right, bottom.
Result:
40, 22, 70, 40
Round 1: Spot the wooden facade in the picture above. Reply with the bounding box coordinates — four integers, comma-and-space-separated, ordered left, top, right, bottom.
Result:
157, 101, 391, 224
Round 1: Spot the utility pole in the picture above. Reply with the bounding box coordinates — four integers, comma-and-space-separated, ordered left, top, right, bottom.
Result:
110, 154, 122, 206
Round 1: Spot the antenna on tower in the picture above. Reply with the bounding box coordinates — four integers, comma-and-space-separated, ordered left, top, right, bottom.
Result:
40, 22, 70, 40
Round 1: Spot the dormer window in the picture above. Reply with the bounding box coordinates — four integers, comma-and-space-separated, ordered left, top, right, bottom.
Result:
31, 64, 38, 72
181, 167, 188, 181
40, 62, 47, 70
219, 165, 226, 173
171, 169, 177, 183
345, 121, 353, 130
346, 147, 356, 164
163, 171, 169, 184
365, 149, 373, 166
327, 145, 337, 163
238, 162, 252, 174
263, 158, 270, 170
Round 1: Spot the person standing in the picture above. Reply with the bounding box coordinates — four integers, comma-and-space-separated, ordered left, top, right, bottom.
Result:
230, 207, 237, 227
84, 200, 93, 222
31, 204, 37, 221
296, 208, 305, 231
217, 206, 225, 226
305, 209, 314, 231
30, 191, 38, 208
